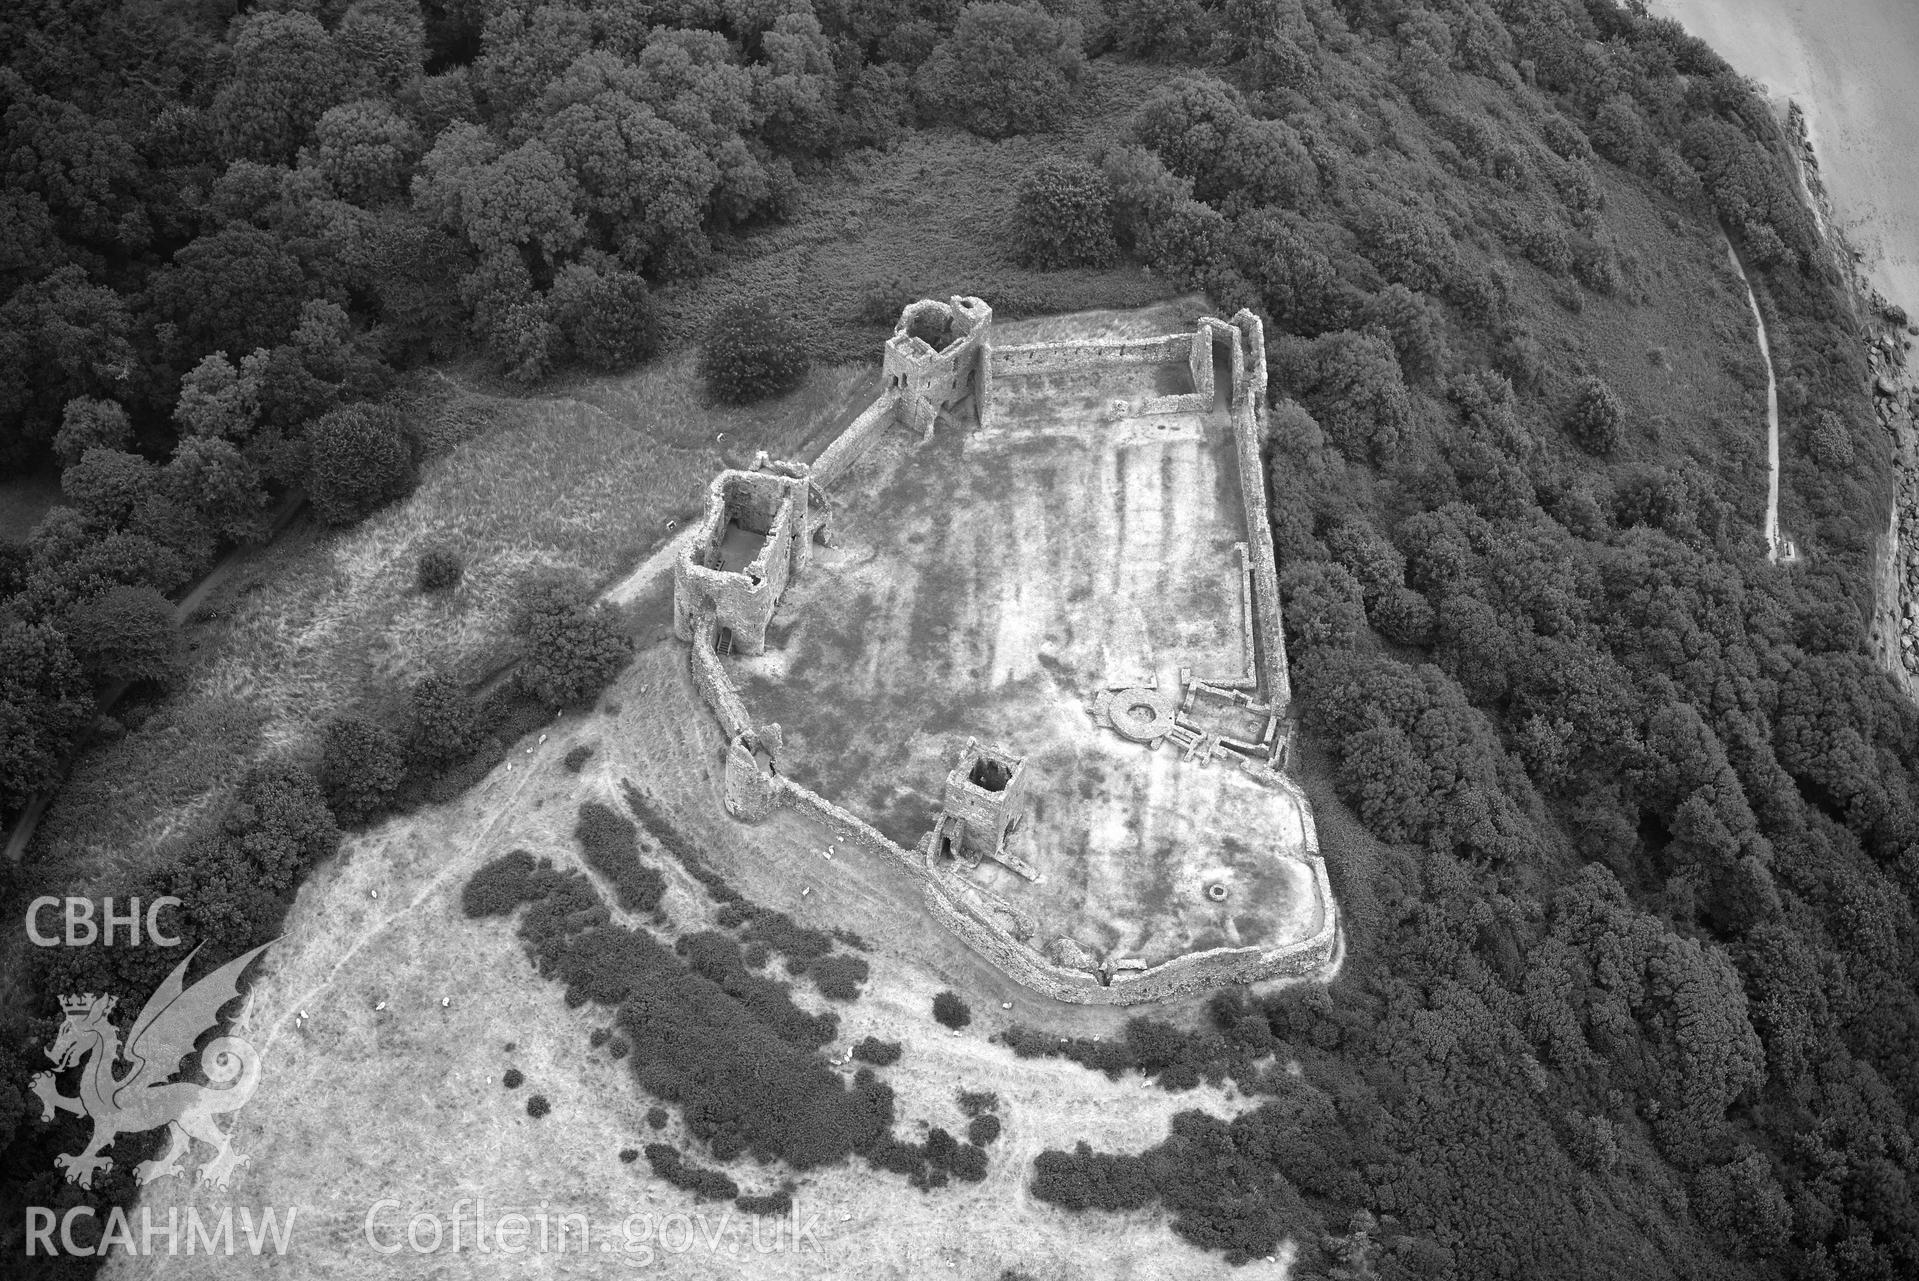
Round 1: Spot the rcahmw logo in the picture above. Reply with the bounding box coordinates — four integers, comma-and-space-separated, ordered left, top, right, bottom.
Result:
33, 940, 273, 1191
25, 1205, 299, 1258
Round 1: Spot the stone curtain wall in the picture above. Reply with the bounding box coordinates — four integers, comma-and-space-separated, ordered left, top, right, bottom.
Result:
1133, 323, 1226, 418
924, 859, 1338, 1005
1225, 310, 1292, 711
811, 389, 902, 486
663, 299, 1329, 1002
687, 618, 754, 742
776, 777, 924, 874
988, 333, 1193, 372
771, 757, 1337, 1004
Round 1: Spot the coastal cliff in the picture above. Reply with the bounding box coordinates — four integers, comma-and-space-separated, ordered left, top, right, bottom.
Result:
1783, 105, 1919, 697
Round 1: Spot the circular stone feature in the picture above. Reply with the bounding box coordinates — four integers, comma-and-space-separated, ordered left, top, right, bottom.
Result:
1104, 685, 1179, 743
1205, 883, 1229, 903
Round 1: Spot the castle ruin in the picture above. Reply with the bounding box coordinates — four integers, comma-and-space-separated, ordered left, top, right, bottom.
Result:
670, 296, 1335, 1004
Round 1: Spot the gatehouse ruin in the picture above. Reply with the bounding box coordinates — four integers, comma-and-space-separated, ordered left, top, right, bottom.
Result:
670, 296, 1338, 1003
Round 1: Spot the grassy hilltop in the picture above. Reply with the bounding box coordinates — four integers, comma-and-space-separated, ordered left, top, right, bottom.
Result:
3, 1, 1916, 1279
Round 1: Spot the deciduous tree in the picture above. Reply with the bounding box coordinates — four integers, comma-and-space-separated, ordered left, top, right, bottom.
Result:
1011, 157, 1117, 269
915, 3, 1085, 139
305, 402, 415, 526
510, 575, 633, 707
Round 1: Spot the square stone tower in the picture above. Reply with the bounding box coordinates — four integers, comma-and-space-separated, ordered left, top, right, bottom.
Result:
881, 296, 992, 435
673, 467, 814, 655
936, 738, 1029, 864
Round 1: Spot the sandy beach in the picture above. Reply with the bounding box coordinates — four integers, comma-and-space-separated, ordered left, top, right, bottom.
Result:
1651, 0, 1919, 318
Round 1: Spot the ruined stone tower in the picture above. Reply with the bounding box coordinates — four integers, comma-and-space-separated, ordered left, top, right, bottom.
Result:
672, 466, 816, 655
934, 738, 1030, 865
881, 295, 993, 435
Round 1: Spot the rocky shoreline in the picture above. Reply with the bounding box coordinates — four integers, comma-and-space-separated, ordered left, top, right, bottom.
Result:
1782, 104, 1919, 695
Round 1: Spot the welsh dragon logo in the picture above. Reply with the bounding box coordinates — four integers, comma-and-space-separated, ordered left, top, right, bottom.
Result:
32, 941, 273, 1191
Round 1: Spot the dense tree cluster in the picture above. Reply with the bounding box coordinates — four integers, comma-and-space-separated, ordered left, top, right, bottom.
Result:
981, 2, 1919, 1278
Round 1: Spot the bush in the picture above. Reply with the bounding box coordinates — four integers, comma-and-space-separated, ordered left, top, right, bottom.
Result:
620, 1147, 640, 1163
407, 672, 480, 771
1280, 560, 1367, 655
165, 435, 271, 541
549, 261, 660, 372
1109, 0, 1220, 61
503, 1068, 524, 1089
1809, 409, 1854, 468
1371, 585, 1437, 647
947, 1143, 989, 1182
1359, 285, 1443, 382
1495, 328, 1544, 392
1292, 330, 1413, 463
914, 3, 1085, 139
647, 1106, 669, 1129
466, 859, 907, 1176
1012, 157, 1118, 269
856, 274, 919, 327
645, 1144, 739, 1202
853, 1036, 903, 1066
698, 299, 810, 405
809, 953, 870, 1001
63, 584, 179, 684
563, 744, 594, 772
417, 545, 463, 592
575, 800, 666, 913
1133, 76, 1316, 214
735, 1187, 794, 1216
932, 990, 972, 1029
957, 1090, 999, 1118
318, 715, 404, 826
64, 448, 160, 527
53, 397, 132, 468
313, 100, 418, 204
1102, 144, 1195, 255
968, 1114, 1002, 1146
306, 401, 415, 526
510, 575, 633, 708
527, 1094, 550, 1118
1565, 375, 1624, 455
215, 763, 344, 896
